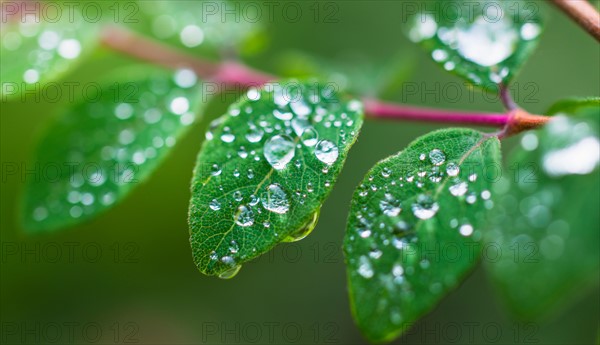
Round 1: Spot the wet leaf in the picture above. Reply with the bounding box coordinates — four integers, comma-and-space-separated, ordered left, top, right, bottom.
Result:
344, 129, 501, 343
486, 107, 599, 319
1, 9, 98, 99
22, 66, 207, 232
407, 0, 543, 89
188, 80, 364, 278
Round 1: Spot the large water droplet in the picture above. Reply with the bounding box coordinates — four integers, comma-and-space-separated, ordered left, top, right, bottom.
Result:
450, 16, 519, 67
283, 211, 319, 242
429, 149, 446, 166
446, 162, 460, 177
411, 194, 440, 220
261, 184, 290, 214
314, 140, 339, 165
301, 127, 318, 146
218, 265, 241, 279
264, 135, 295, 170
235, 205, 254, 227
449, 179, 468, 196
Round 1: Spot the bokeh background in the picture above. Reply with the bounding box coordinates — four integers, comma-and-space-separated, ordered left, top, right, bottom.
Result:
1, 1, 599, 344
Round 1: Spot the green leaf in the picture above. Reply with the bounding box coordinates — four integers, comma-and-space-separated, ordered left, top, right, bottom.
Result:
407, 0, 543, 89
485, 107, 599, 319
21, 65, 208, 232
188, 80, 364, 278
546, 97, 600, 115
1, 10, 99, 99
133, 0, 265, 58
344, 129, 501, 343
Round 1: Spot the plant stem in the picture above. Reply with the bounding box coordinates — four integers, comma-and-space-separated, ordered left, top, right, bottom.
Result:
100, 26, 275, 86
100, 26, 551, 136
552, 0, 600, 42
362, 98, 509, 127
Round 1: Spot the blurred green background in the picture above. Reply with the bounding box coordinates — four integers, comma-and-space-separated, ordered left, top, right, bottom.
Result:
1, 1, 599, 344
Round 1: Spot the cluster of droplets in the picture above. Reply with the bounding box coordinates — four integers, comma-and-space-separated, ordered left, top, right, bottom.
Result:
408, 9, 541, 84
347, 146, 498, 326
29, 69, 200, 225
2, 12, 91, 87
199, 82, 363, 278
348, 147, 493, 292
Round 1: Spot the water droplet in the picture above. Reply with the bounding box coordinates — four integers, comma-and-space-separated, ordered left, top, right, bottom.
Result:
245, 125, 264, 143
210, 164, 222, 176
235, 205, 254, 227
58, 39, 81, 59
409, 14, 437, 42
218, 265, 241, 279
451, 16, 519, 67
520, 23, 541, 41
449, 179, 468, 196
357, 255, 374, 279
273, 109, 293, 121
459, 223, 474, 236
432, 49, 449, 62
446, 163, 460, 177
411, 194, 439, 220
359, 229, 372, 238
174, 69, 197, 88
380, 193, 401, 217
170, 96, 189, 115
261, 184, 290, 214
314, 140, 339, 165
290, 99, 311, 117
521, 133, 539, 151
542, 136, 600, 177
180, 25, 204, 47
209, 199, 221, 211
301, 127, 318, 146
247, 87, 260, 101
429, 149, 446, 166
264, 135, 295, 170
220, 127, 235, 143
283, 211, 319, 242
233, 191, 243, 202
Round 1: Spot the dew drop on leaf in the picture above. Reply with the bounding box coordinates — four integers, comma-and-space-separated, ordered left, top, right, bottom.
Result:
314, 140, 339, 165
428, 149, 446, 166
263, 135, 295, 170
235, 205, 254, 227
411, 194, 439, 220
283, 211, 319, 242
261, 184, 290, 214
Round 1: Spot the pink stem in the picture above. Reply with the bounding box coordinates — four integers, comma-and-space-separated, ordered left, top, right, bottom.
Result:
363, 98, 509, 127
100, 25, 547, 131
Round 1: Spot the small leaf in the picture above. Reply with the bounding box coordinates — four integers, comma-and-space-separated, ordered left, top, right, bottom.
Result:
1, 10, 98, 99
486, 107, 599, 319
188, 80, 364, 278
344, 129, 501, 343
22, 66, 207, 232
546, 97, 600, 115
407, 0, 543, 89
